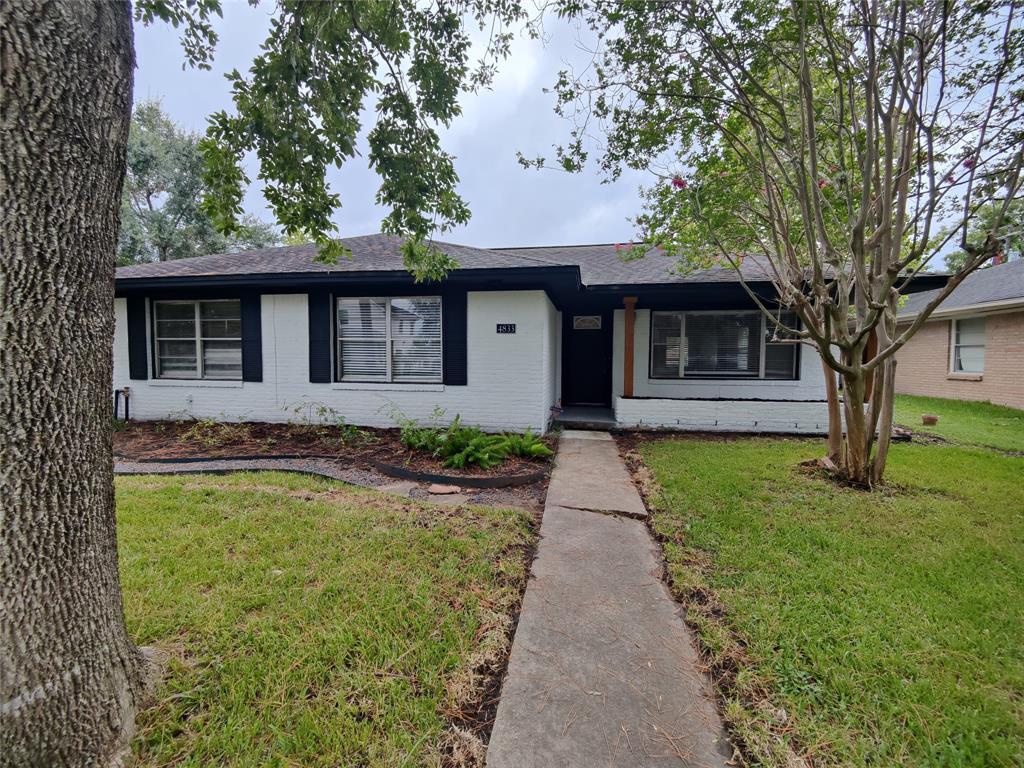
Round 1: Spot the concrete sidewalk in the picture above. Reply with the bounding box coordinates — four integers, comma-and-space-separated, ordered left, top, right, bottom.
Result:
486, 431, 730, 768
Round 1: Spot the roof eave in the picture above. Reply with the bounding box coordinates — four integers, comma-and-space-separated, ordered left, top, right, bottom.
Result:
114, 264, 583, 293
897, 296, 1024, 321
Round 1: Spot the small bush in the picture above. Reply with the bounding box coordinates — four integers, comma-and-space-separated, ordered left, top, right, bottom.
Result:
443, 434, 509, 469
395, 411, 555, 469
180, 418, 251, 449
500, 429, 553, 459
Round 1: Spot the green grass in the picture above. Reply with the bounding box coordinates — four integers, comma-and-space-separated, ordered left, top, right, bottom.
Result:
894, 394, 1024, 452
641, 438, 1024, 767
117, 472, 535, 767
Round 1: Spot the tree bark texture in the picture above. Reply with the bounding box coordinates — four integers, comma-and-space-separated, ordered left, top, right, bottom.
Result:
1, 3, 143, 766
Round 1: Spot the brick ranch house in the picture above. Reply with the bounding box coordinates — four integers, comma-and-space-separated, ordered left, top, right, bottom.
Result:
895, 257, 1024, 410
113, 234, 945, 434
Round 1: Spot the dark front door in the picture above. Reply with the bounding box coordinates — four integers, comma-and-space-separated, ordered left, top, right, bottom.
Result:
562, 309, 613, 406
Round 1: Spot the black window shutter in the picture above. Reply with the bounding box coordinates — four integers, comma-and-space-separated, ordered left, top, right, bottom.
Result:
240, 292, 263, 382
442, 289, 468, 385
126, 296, 148, 380
308, 290, 333, 383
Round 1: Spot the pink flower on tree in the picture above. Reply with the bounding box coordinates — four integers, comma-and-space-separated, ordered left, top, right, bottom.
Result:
963, 157, 975, 169
817, 178, 828, 189
671, 176, 688, 189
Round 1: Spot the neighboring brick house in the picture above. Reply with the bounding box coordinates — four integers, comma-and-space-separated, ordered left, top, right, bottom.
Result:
895, 258, 1024, 409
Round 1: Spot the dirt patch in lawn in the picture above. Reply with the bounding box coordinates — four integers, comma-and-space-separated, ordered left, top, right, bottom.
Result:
114, 420, 554, 479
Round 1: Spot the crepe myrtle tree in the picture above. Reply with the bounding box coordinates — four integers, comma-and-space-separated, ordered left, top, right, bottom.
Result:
532, 0, 1024, 486
0, 1, 522, 765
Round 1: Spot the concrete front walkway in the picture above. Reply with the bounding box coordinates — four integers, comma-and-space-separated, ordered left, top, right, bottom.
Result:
487, 431, 730, 768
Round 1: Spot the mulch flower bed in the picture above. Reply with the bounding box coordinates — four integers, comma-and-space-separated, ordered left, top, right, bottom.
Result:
114, 419, 555, 479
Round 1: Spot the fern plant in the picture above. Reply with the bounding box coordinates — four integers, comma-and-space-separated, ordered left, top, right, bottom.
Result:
501, 429, 554, 459
443, 434, 509, 469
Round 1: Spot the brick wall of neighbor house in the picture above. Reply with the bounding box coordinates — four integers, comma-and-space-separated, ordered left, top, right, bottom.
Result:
894, 311, 1024, 409
609, 308, 831, 433
113, 290, 561, 432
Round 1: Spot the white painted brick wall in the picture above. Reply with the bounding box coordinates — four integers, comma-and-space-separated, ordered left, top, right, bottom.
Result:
614, 396, 831, 434
113, 290, 559, 433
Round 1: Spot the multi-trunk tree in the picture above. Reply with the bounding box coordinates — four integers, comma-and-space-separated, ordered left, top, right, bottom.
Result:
1, 1, 522, 764
541, 0, 1023, 485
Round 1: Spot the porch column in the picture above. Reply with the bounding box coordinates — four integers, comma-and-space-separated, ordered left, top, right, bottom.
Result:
623, 296, 638, 398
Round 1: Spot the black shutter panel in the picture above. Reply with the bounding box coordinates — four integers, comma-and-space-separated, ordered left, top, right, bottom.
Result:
442, 289, 468, 385
308, 290, 333, 383
126, 296, 148, 380
240, 292, 263, 382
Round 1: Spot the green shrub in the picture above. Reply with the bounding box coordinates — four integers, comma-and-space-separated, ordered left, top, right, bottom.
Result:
396, 413, 554, 469
501, 429, 554, 459
443, 433, 509, 469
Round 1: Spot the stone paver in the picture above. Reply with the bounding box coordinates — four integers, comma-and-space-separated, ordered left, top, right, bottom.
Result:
428, 493, 471, 506
377, 480, 420, 496
487, 432, 730, 768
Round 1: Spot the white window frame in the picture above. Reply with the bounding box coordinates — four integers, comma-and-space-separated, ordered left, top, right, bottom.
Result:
153, 299, 242, 380
650, 309, 800, 380
949, 317, 986, 373
336, 296, 442, 383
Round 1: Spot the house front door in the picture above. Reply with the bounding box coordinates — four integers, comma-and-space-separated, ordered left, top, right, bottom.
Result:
562, 309, 613, 407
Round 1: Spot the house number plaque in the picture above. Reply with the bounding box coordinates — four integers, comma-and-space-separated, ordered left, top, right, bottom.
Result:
496, 323, 516, 334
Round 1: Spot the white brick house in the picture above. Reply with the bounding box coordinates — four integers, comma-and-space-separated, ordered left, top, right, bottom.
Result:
113, 234, 944, 434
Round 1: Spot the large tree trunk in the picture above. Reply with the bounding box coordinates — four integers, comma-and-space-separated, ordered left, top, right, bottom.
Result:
839, 369, 871, 486
1, 3, 144, 766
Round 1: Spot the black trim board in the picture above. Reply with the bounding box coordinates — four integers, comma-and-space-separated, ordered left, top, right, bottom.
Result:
240, 293, 263, 382
442, 288, 468, 386
126, 296, 149, 380
308, 290, 333, 383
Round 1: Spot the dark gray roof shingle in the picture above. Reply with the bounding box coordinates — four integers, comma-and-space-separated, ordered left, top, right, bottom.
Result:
899, 258, 1024, 316
115, 233, 775, 286
114, 234, 561, 280
493, 243, 775, 285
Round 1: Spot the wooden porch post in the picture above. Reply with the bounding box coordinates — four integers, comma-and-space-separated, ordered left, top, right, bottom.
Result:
623, 296, 638, 398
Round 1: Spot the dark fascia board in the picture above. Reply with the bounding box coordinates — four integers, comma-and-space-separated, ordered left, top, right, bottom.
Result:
899, 273, 948, 293
584, 279, 775, 292
115, 264, 582, 293
115, 265, 584, 312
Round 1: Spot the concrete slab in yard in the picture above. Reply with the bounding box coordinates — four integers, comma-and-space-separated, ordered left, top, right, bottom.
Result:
428, 493, 471, 506
487, 505, 730, 767
487, 431, 730, 767
545, 435, 648, 519
377, 480, 419, 497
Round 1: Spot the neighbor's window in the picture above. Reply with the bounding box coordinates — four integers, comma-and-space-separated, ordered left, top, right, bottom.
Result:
153, 300, 242, 379
951, 317, 986, 373
336, 296, 442, 382
650, 311, 799, 380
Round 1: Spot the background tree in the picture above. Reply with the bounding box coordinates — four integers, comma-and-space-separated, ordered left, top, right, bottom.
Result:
944, 197, 1023, 270
119, 101, 279, 265
1, 1, 522, 765
539, 0, 1023, 485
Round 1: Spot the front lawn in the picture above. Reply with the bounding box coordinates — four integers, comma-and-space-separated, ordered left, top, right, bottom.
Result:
640, 438, 1024, 767
894, 394, 1024, 452
117, 472, 535, 766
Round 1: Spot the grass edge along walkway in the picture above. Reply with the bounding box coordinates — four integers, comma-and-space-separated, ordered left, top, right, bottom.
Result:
117, 471, 537, 767
635, 436, 1024, 768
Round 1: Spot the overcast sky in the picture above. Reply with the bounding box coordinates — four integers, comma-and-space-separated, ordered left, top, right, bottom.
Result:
133, 4, 651, 248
